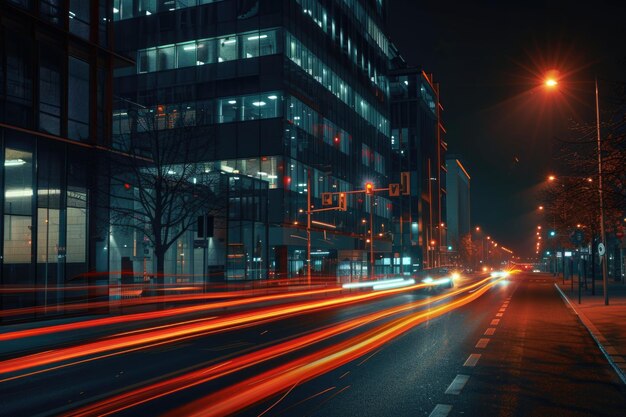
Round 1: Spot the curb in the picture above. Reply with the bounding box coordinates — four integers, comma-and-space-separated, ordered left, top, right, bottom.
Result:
554, 283, 626, 385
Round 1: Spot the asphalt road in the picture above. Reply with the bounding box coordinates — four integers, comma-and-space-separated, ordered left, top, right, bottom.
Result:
1, 273, 625, 416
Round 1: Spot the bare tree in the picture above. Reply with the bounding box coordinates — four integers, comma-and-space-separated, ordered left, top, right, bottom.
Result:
106, 105, 224, 285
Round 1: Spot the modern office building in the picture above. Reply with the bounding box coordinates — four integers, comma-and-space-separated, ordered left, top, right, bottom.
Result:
0, 0, 125, 320
445, 154, 471, 260
388, 54, 447, 273
112, 0, 394, 281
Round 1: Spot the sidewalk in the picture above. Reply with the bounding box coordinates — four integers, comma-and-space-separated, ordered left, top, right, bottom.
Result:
555, 275, 626, 384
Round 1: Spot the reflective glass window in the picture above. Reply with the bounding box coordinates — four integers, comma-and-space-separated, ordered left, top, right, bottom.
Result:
39, 46, 62, 135
68, 57, 90, 141
157, 45, 175, 71
138, 48, 156, 73
177, 42, 197, 68
196, 39, 216, 65
218, 98, 238, 123
218, 36, 237, 62
69, 0, 90, 39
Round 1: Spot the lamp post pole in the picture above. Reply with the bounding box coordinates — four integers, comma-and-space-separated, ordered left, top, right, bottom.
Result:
595, 77, 609, 305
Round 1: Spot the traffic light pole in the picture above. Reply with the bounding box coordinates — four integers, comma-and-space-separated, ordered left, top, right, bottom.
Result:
307, 169, 311, 285
370, 195, 374, 278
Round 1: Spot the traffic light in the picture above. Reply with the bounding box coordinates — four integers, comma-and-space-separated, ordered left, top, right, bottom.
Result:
365, 182, 374, 195
123, 183, 132, 190
338, 193, 347, 211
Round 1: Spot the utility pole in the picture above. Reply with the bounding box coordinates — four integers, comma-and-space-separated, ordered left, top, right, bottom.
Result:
595, 77, 609, 305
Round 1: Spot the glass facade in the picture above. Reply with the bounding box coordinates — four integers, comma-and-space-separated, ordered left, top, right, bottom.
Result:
285, 31, 389, 137
114, 0, 395, 281
1, 1, 116, 321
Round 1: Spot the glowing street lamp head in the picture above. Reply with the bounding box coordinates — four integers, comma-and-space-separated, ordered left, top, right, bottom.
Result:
548, 175, 556, 182
545, 78, 558, 88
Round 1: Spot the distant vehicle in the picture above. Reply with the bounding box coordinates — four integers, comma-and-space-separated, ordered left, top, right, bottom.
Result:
532, 269, 541, 273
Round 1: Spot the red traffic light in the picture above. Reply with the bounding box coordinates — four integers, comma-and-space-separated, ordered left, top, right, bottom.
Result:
365, 182, 374, 194
123, 183, 132, 190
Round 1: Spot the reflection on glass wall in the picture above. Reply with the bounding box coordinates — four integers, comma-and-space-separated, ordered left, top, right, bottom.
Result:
137, 28, 281, 73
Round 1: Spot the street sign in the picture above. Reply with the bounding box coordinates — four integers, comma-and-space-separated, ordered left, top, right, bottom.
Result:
597, 242, 606, 257
389, 183, 400, 197
400, 172, 410, 195
322, 192, 332, 206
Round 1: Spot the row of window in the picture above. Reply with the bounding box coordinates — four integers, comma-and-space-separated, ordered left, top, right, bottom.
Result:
286, 96, 351, 155
113, 91, 282, 135
295, 0, 389, 93
113, 0, 222, 20
285, 31, 390, 137
137, 28, 279, 73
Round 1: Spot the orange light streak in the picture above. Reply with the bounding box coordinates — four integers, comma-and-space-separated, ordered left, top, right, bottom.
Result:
0, 282, 434, 377
62, 277, 498, 417
165, 279, 504, 417
0, 286, 343, 341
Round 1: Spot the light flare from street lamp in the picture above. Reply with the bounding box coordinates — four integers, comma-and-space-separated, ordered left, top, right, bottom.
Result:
545, 78, 558, 88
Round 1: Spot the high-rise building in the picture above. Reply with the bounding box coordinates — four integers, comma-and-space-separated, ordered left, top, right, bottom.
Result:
445, 155, 471, 261
389, 53, 447, 273
0, 0, 124, 320
112, 0, 393, 281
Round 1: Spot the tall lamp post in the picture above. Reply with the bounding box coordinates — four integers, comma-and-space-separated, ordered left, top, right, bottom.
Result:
545, 76, 609, 305
594, 77, 609, 305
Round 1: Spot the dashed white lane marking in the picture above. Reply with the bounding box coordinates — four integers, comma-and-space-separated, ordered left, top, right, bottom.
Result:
463, 353, 481, 367
445, 374, 470, 395
428, 404, 453, 417
475, 338, 490, 348
491, 319, 500, 325
499, 308, 506, 312
496, 312, 504, 317
484, 328, 496, 336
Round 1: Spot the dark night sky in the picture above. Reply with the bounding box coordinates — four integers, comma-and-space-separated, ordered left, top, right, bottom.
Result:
388, 1, 626, 256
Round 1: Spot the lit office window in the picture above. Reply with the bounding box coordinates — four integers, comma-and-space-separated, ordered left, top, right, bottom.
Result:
217, 36, 237, 62
242, 93, 279, 120
218, 98, 239, 123
241, 29, 278, 58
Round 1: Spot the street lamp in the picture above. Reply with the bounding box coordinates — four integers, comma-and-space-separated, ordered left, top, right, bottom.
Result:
544, 75, 609, 305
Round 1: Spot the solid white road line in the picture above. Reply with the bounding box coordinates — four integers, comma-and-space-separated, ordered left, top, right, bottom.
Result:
445, 374, 470, 395
463, 353, 481, 367
428, 404, 453, 417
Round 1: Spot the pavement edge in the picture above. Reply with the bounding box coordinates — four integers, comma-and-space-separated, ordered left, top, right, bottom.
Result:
554, 283, 626, 385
